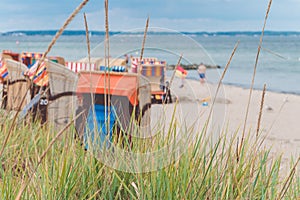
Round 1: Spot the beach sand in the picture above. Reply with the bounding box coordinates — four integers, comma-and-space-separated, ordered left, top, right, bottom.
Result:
154, 77, 300, 171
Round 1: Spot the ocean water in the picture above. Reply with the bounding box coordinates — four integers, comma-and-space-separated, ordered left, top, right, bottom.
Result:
0, 31, 299, 94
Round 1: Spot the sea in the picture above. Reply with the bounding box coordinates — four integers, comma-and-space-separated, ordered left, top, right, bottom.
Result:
1, 30, 299, 95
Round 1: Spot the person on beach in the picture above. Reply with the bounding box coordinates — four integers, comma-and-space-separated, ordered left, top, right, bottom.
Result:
197, 63, 206, 84
164, 81, 173, 103
124, 54, 129, 66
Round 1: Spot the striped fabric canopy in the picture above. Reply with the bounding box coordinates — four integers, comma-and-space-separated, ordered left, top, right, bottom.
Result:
65, 61, 96, 73
21, 52, 43, 68
21, 52, 43, 59
0, 58, 8, 80
0, 50, 20, 80
140, 61, 166, 77
141, 60, 165, 65
141, 66, 165, 77
130, 57, 158, 73
24, 60, 48, 86
99, 66, 126, 72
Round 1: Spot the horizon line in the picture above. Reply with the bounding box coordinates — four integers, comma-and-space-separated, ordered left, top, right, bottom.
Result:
2, 30, 300, 36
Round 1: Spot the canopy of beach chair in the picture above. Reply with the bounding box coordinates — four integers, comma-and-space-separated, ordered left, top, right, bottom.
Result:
5, 59, 30, 111
78, 57, 127, 68
47, 60, 78, 131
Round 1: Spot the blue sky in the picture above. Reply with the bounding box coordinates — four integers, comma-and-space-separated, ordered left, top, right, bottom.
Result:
1, 0, 299, 32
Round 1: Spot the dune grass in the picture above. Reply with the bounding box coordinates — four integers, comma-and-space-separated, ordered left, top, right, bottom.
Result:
0, 113, 298, 200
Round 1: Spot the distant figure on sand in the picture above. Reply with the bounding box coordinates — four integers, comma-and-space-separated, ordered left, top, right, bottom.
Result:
164, 81, 173, 103
124, 54, 129, 66
197, 63, 206, 84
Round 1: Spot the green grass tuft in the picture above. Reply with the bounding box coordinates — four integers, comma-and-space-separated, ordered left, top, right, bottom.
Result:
0, 114, 298, 199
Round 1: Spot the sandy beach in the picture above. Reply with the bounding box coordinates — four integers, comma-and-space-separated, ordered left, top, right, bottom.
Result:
156, 77, 300, 169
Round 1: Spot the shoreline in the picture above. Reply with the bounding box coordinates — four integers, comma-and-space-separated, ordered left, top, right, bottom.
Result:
165, 66, 300, 96
208, 80, 300, 96
173, 70, 300, 96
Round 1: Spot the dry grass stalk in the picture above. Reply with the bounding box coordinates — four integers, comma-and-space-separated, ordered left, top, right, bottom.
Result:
84, 12, 97, 130
168, 54, 183, 88
138, 16, 150, 75
35, 0, 90, 75
267, 96, 288, 135
185, 41, 239, 195
205, 41, 239, 134
277, 157, 300, 199
84, 13, 91, 64
104, 0, 111, 134
240, 0, 272, 154
236, 137, 240, 162
256, 84, 266, 137
104, 0, 110, 68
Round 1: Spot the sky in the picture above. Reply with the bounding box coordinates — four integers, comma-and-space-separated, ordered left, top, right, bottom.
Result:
1, 0, 300, 33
